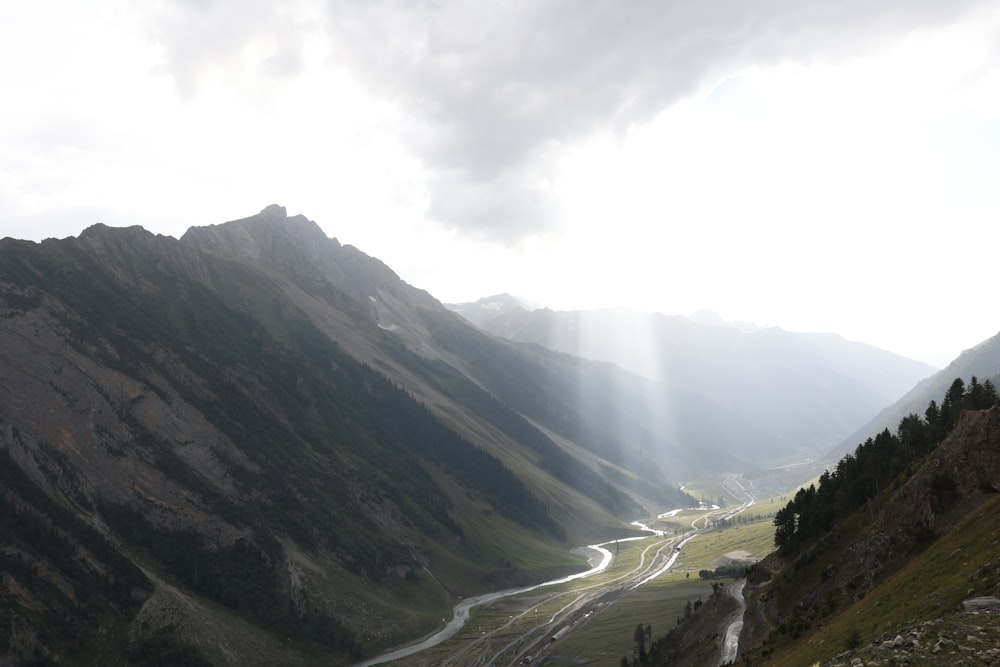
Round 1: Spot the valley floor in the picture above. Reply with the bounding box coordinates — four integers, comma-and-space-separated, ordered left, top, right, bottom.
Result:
361, 472, 779, 666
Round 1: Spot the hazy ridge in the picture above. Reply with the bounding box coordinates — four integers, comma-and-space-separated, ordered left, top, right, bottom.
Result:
449, 294, 936, 464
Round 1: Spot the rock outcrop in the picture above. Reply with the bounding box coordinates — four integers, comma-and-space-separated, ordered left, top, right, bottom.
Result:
822, 610, 1000, 666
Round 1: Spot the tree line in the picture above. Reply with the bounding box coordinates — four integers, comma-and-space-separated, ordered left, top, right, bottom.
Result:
619, 584, 731, 666
699, 563, 749, 580
706, 511, 775, 531
773, 376, 999, 555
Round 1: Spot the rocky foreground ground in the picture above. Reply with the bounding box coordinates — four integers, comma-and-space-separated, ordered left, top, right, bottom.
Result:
822, 604, 1000, 667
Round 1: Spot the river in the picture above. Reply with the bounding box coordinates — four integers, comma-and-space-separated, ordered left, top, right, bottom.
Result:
719, 579, 747, 666
352, 513, 708, 667
351, 539, 633, 667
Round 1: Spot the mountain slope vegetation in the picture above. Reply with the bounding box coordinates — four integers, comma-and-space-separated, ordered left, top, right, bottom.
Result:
625, 377, 1000, 666
738, 377, 1000, 665
0, 207, 695, 665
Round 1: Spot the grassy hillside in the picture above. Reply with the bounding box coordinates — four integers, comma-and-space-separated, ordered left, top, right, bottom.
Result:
767, 492, 1000, 666
735, 385, 1000, 666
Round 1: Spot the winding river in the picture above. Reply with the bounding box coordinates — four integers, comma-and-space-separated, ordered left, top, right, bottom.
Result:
351, 533, 658, 667
719, 579, 747, 666
350, 499, 750, 667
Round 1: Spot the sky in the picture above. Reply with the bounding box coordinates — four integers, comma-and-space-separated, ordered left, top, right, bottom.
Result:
2, 1, 999, 367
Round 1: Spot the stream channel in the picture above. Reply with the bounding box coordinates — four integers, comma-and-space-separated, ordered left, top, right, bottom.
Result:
352, 531, 656, 667
719, 579, 747, 666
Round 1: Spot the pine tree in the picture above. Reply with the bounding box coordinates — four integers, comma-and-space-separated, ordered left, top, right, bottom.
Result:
941, 377, 966, 429
773, 504, 796, 552
983, 378, 1000, 405
634, 623, 647, 659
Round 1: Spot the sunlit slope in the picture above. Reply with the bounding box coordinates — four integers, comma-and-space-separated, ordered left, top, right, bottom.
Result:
182, 207, 694, 512
738, 401, 1000, 666
767, 492, 1000, 666
833, 330, 1000, 458
453, 297, 936, 467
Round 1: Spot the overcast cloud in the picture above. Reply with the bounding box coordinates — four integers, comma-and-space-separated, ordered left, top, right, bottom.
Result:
2, 0, 1000, 364
139, 0, 987, 241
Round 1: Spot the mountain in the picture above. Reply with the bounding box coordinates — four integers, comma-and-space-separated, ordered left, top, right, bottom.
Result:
448, 293, 541, 331
640, 378, 1000, 666
833, 330, 1000, 457
448, 296, 936, 463
0, 206, 697, 665
736, 387, 1000, 665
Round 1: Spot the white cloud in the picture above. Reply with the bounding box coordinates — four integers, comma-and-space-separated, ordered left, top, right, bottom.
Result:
312, 0, 991, 241
95, 0, 992, 242
2, 0, 999, 363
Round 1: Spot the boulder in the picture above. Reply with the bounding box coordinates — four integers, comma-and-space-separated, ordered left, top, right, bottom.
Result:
962, 596, 1000, 612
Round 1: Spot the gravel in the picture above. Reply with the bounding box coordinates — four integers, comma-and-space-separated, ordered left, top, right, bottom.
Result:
823, 608, 1000, 667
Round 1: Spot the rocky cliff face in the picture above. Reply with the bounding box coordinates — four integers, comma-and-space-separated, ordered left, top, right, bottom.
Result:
182, 205, 445, 358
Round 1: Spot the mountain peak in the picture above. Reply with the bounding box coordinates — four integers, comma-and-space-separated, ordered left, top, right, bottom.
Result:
260, 203, 287, 222
180, 205, 340, 262
477, 294, 540, 311
79, 222, 153, 240
447, 293, 541, 315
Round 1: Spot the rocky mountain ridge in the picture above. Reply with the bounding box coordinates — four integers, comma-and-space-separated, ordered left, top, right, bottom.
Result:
1, 207, 699, 664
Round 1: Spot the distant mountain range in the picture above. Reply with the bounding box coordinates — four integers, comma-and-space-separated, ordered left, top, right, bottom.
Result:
833, 330, 1000, 456
448, 294, 936, 462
